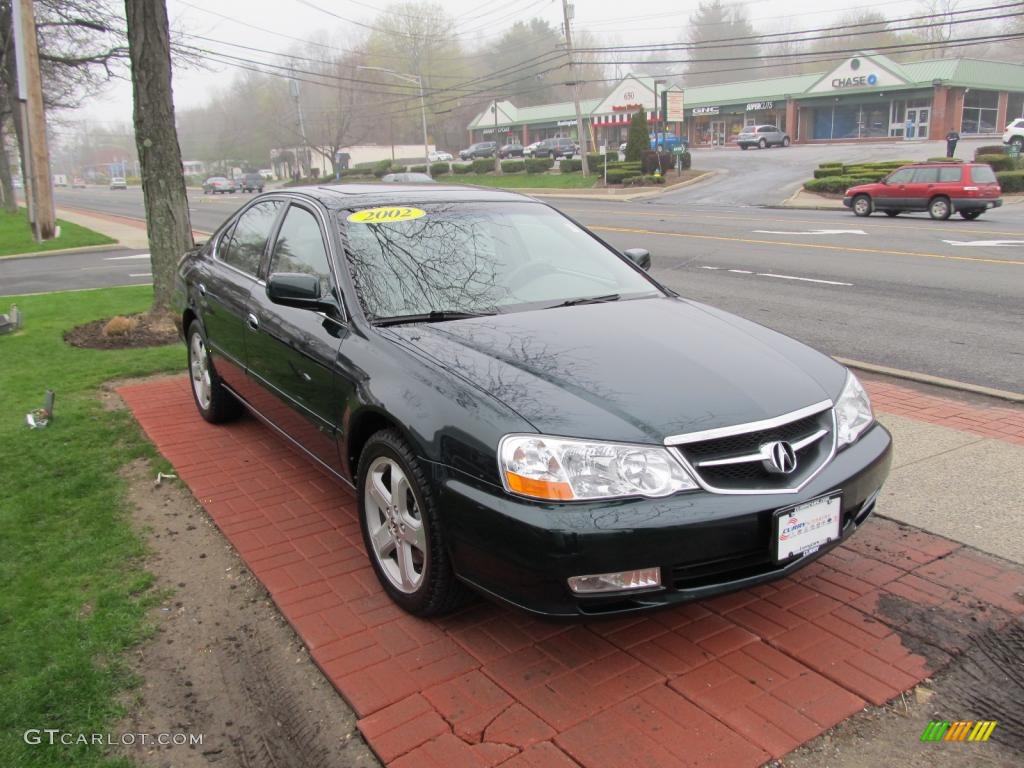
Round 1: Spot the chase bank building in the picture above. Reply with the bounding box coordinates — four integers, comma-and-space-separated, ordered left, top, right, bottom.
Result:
467, 51, 1024, 149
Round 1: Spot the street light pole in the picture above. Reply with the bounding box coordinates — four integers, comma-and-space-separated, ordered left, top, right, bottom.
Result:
561, 0, 589, 176
358, 65, 431, 177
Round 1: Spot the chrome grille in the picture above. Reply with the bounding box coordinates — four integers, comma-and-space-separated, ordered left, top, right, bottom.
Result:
668, 404, 835, 494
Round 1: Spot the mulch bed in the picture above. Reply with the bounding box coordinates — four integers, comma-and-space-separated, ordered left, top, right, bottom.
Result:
64, 313, 179, 350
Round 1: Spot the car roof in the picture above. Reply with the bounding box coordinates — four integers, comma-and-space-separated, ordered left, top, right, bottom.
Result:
281, 182, 534, 210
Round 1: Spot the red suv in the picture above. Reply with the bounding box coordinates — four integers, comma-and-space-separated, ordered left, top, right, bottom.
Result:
843, 162, 1002, 220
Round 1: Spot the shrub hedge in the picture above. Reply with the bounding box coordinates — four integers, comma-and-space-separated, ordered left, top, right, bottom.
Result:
680, 150, 692, 170
976, 154, 1016, 172
804, 175, 879, 194
430, 162, 450, 176
605, 169, 634, 184
974, 145, 1007, 159
408, 164, 427, 173
452, 163, 474, 174
500, 160, 525, 173
559, 159, 582, 172
472, 158, 494, 174
525, 157, 554, 174
996, 170, 1024, 192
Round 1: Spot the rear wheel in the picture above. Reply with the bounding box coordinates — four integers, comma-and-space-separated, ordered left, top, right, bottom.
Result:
758, 138, 767, 149
782, 137, 791, 147
928, 196, 951, 220
959, 210, 982, 220
358, 430, 468, 616
884, 210, 900, 217
187, 321, 241, 423
852, 194, 872, 217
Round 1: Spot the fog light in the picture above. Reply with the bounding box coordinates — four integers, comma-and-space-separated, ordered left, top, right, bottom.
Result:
567, 567, 662, 595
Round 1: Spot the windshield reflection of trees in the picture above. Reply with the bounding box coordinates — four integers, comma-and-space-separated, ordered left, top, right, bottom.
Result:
345, 205, 514, 317
224, 201, 283, 274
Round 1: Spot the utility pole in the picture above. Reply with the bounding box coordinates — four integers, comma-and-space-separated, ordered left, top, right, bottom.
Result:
290, 78, 309, 177
561, 0, 589, 176
12, 0, 55, 240
492, 100, 502, 174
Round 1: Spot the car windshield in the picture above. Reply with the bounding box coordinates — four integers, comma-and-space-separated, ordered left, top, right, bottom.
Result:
342, 202, 661, 321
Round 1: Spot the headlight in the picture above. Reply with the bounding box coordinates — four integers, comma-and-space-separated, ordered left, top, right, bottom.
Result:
498, 434, 698, 501
835, 371, 874, 448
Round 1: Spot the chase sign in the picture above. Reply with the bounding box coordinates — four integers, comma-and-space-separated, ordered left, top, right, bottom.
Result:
832, 73, 879, 89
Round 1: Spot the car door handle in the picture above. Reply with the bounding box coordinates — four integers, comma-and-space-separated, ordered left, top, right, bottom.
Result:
198, 283, 206, 296
246, 313, 259, 331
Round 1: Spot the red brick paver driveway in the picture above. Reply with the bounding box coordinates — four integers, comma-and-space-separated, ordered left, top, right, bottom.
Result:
120, 377, 1024, 768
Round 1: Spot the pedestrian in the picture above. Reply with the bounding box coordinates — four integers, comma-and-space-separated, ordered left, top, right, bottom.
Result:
945, 130, 960, 158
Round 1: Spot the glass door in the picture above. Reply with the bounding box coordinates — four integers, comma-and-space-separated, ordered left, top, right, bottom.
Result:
916, 108, 930, 140
711, 120, 726, 146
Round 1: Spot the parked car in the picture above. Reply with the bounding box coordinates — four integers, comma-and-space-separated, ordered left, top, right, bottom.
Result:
459, 141, 496, 160
202, 176, 236, 194
380, 172, 435, 183
109, 177, 128, 190
736, 125, 790, 149
72, 177, 87, 188
650, 133, 686, 151
238, 173, 264, 193
428, 150, 454, 162
533, 137, 577, 159
258, 168, 274, 180
843, 162, 1003, 220
522, 141, 544, 158
174, 184, 891, 617
53, 174, 68, 187
498, 143, 524, 159
1003, 117, 1024, 149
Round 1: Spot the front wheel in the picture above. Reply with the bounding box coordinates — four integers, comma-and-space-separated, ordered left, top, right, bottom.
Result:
782, 137, 791, 147
1011, 137, 1023, 149
187, 321, 241, 423
959, 210, 982, 220
929, 196, 952, 220
852, 194, 872, 217
740, 144, 749, 150
357, 430, 468, 617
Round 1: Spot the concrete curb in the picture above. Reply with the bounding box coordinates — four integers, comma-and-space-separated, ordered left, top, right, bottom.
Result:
0, 243, 128, 261
836, 356, 1024, 404
528, 170, 716, 202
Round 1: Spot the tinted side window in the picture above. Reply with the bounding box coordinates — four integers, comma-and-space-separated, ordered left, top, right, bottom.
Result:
220, 201, 283, 275
938, 166, 963, 183
763, 126, 777, 132
268, 206, 332, 295
887, 168, 915, 184
912, 167, 939, 183
970, 165, 997, 183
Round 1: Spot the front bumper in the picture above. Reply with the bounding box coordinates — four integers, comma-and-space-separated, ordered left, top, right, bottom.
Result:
842, 196, 853, 208
441, 423, 892, 617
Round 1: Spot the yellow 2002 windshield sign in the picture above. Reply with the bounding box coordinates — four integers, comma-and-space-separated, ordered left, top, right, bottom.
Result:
347, 207, 425, 224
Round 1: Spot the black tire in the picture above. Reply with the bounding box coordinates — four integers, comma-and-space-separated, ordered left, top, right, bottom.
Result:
782, 137, 791, 147
740, 144, 749, 150
758, 138, 767, 149
186, 320, 241, 423
929, 196, 952, 220
357, 429, 469, 617
1011, 137, 1023, 149
852, 194, 872, 217
959, 210, 982, 220
884, 210, 900, 217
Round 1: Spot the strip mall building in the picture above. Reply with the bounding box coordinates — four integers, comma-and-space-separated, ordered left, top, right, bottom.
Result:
467, 52, 1024, 148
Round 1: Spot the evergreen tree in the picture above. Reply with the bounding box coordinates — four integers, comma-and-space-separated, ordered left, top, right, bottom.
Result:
625, 109, 648, 162
685, 1, 760, 87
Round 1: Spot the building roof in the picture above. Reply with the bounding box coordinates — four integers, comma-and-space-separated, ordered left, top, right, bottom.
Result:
468, 98, 602, 129
902, 57, 1024, 91
682, 74, 822, 107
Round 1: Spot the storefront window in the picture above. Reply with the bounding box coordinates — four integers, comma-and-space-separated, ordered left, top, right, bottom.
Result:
1006, 93, 1024, 123
961, 90, 999, 134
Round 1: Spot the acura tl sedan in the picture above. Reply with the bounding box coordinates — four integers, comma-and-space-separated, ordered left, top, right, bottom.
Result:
174, 184, 892, 617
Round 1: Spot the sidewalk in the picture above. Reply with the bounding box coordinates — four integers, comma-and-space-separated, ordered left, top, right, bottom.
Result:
118, 375, 1024, 768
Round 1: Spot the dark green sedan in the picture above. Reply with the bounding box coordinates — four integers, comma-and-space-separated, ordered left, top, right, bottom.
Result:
174, 184, 892, 617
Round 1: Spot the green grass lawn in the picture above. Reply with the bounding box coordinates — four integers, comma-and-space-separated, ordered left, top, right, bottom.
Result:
0, 208, 116, 258
0, 286, 184, 767
433, 173, 599, 189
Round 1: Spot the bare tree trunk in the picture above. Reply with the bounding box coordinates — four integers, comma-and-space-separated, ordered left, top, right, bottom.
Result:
0, 118, 17, 213
124, 0, 192, 315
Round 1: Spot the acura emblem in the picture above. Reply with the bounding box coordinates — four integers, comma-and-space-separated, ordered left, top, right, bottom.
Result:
761, 440, 797, 474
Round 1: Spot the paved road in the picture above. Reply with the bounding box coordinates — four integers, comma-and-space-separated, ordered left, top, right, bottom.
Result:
24, 178, 1024, 394
0, 247, 151, 295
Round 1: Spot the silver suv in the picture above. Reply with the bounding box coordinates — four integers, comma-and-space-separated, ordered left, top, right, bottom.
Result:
736, 125, 790, 150
1003, 118, 1024, 149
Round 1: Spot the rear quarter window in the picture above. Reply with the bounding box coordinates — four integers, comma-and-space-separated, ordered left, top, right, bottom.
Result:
969, 165, 998, 184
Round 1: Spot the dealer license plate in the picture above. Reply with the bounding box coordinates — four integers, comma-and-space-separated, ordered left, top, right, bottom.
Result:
774, 494, 841, 562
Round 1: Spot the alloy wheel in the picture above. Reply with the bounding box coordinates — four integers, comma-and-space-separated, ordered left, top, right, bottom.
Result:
363, 456, 427, 593
189, 333, 212, 411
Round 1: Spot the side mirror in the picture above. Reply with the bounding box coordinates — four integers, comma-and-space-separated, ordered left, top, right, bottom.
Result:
623, 248, 651, 271
266, 273, 334, 312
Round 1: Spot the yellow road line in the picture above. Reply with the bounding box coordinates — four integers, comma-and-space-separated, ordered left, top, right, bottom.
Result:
565, 207, 1024, 238
588, 224, 1024, 266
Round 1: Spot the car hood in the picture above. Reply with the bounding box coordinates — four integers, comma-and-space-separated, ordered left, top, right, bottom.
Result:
383, 296, 846, 444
